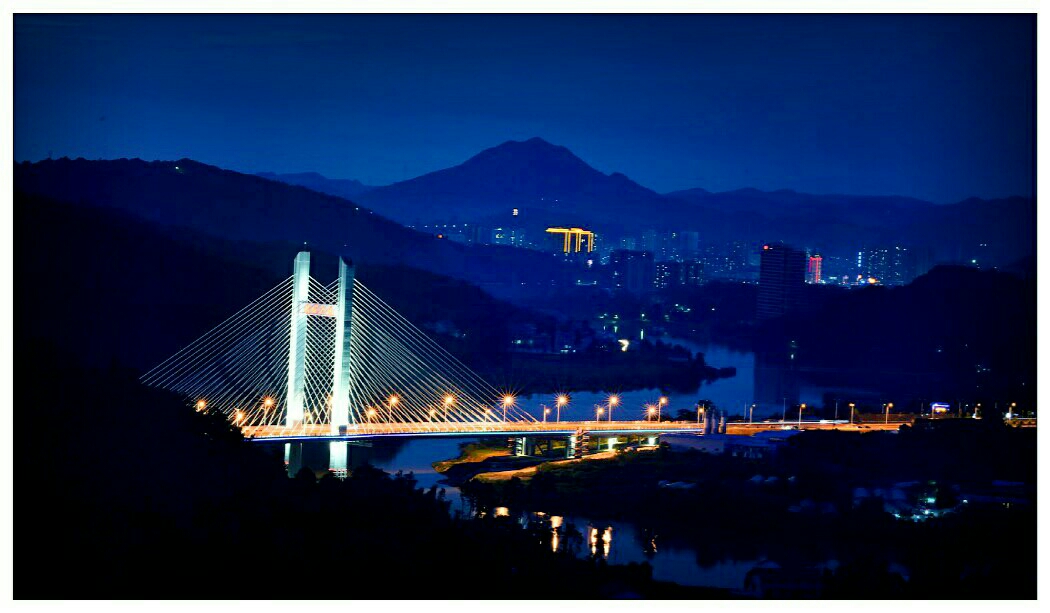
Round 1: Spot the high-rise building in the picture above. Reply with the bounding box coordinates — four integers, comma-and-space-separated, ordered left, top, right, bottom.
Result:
545, 227, 595, 254
757, 243, 806, 319
859, 245, 920, 286
655, 260, 704, 289
609, 250, 655, 294
806, 254, 823, 284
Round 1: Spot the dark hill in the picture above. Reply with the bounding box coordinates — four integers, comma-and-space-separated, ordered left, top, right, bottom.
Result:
14, 157, 573, 297
15, 191, 543, 372
356, 137, 694, 231
256, 171, 377, 200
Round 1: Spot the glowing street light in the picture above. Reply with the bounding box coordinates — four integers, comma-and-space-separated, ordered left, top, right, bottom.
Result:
849, 402, 856, 424
428, 408, 437, 422
233, 409, 245, 425
502, 394, 515, 422
556, 394, 568, 422
798, 403, 806, 427
607, 395, 619, 422
263, 396, 274, 409
596, 406, 604, 421
388, 394, 399, 422
443, 394, 454, 420
884, 402, 893, 424
543, 406, 551, 423
647, 405, 656, 422
195, 399, 207, 412
366, 407, 378, 423
749, 404, 756, 424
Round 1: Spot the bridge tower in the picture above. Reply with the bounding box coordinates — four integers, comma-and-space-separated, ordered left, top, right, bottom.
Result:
331, 256, 355, 433
286, 251, 311, 426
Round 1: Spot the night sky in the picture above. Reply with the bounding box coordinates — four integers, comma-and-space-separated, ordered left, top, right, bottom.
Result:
14, 13, 1034, 202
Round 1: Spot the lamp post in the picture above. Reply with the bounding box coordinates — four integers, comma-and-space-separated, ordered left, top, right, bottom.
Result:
647, 405, 656, 422
607, 395, 619, 422
697, 403, 705, 425
596, 406, 604, 422
387, 394, 399, 422
884, 402, 893, 425
502, 395, 515, 423
543, 406, 550, 423
556, 395, 568, 422
849, 402, 856, 424
749, 404, 755, 424
658, 396, 667, 421
798, 403, 806, 428
443, 394, 454, 421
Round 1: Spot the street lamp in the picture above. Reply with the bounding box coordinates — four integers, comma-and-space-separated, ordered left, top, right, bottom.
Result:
697, 403, 705, 425
556, 394, 568, 422
543, 406, 551, 423
798, 403, 806, 428
884, 402, 893, 425
1008, 402, 1017, 419
444, 394, 454, 420
749, 404, 756, 424
502, 394, 515, 422
658, 397, 667, 421
195, 399, 207, 412
388, 394, 399, 422
366, 407, 377, 423
849, 403, 856, 424
647, 405, 656, 422
596, 406, 604, 422
607, 395, 619, 422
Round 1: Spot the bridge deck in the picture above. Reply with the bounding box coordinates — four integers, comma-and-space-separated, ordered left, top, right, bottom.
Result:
242, 419, 906, 441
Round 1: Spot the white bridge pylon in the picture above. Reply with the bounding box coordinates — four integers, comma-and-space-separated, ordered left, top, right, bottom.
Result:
142, 251, 537, 435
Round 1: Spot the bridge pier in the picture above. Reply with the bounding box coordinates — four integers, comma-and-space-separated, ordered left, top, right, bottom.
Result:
285, 442, 304, 476
329, 441, 348, 477
645, 435, 658, 447
604, 436, 618, 451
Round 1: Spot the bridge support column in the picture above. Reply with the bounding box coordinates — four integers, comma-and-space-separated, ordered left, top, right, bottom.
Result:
566, 435, 576, 459
285, 442, 304, 477
605, 436, 618, 451
646, 435, 658, 447
285, 251, 310, 426
331, 257, 354, 432
329, 441, 348, 477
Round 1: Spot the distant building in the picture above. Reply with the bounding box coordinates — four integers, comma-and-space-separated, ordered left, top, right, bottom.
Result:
859, 245, 929, 286
609, 249, 655, 294
757, 243, 806, 319
655, 260, 704, 289
545, 227, 594, 254
491, 226, 527, 248
806, 254, 823, 284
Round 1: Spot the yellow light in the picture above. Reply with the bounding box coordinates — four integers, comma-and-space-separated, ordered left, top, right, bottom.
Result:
195, 399, 207, 411
366, 408, 377, 418
544, 408, 551, 414
503, 394, 515, 407
608, 395, 620, 407
596, 408, 604, 416
444, 394, 455, 406
263, 396, 274, 408
556, 395, 568, 407
849, 403, 855, 408
800, 403, 806, 409
647, 406, 656, 415
659, 397, 668, 406
429, 409, 437, 417
388, 395, 399, 407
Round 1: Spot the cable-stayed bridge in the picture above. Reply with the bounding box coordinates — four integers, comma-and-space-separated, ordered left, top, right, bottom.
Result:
142, 252, 706, 472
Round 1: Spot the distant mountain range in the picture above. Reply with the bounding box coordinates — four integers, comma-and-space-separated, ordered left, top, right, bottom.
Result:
255, 171, 376, 200
18, 136, 1035, 277
14, 157, 575, 299
258, 137, 1031, 266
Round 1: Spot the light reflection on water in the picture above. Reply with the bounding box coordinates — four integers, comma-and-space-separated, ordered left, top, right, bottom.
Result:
360, 436, 757, 590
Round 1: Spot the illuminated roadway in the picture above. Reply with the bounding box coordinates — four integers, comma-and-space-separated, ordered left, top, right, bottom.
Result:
242, 419, 908, 442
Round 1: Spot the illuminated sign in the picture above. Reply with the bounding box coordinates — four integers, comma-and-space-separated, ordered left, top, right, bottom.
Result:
930, 402, 950, 414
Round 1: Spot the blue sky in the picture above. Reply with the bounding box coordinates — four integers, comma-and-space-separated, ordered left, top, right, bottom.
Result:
15, 14, 1034, 202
